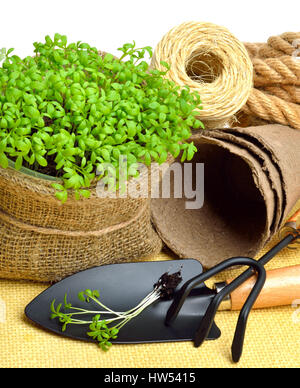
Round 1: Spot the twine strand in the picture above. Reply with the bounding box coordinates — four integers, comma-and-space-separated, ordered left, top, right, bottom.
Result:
151, 22, 253, 126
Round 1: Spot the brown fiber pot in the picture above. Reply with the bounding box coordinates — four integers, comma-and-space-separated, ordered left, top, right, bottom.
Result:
151, 124, 300, 268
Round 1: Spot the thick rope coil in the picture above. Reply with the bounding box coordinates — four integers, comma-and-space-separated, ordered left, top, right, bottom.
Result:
243, 42, 263, 59
259, 33, 300, 58
242, 32, 300, 130
252, 56, 300, 86
263, 85, 300, 104
244, 88, 300, 129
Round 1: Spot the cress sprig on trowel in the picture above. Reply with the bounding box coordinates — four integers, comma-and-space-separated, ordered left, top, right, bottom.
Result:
50, 270, 182, 351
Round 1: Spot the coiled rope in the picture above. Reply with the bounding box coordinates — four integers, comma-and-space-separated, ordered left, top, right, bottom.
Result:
243, 33, 300, 129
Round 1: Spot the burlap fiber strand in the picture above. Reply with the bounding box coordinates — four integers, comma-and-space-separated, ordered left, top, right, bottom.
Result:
151, 124, 300, 268
0, 166, 162, 282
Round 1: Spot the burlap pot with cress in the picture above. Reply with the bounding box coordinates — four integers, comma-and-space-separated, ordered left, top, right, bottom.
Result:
0, 34, 205, 281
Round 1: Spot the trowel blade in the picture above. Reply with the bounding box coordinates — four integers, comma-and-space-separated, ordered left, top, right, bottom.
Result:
25, 259, 221, 344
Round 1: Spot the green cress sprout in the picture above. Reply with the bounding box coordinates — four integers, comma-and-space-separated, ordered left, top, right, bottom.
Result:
0, 48, 7, 63
50, 270, 182, 351
0, 34, 203, 202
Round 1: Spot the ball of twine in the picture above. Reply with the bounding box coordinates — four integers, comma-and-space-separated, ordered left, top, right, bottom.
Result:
151, 22, 253, 127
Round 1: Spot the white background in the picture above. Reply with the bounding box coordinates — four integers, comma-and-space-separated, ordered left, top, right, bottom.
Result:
1, 0, 299, 59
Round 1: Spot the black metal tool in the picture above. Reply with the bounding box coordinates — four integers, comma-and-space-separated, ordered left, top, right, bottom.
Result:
165, 228, 300, 362
25, 210, 299, 358
166, 257, 266, 362
25, 259, 222, 345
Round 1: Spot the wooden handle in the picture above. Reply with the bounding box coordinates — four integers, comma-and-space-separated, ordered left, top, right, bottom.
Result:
286, 209, 300, 225
228, 265, 300, 310
279, 208, 300, 244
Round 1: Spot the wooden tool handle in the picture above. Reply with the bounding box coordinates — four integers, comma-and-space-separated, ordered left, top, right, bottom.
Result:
279, 209, 300, 244
286, 209, 300, 225
228, 265, 300, 310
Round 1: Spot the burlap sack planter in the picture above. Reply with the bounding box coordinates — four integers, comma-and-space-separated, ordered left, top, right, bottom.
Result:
151, 124, 300, 268
0, 164, 162, 282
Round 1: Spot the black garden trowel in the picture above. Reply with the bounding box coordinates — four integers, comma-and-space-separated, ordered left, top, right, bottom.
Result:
25, 210, 300, 361
25, 258, 221, 344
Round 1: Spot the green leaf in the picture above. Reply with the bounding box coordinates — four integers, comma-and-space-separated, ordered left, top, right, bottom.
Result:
126, 121, 136, 137
0, 139, 7, 152
36, 154, 48, 167
194, 119, 205, 129
180, 99, 190, 115
158, 150, 168, 164
78, 292, 86, 302
53, 51, 63, 63
50, 299, 56, 314
159, 113, 166, 123
100, 149, 110, 161
79, 189, 91, 199
15, 155, 23, 170
0, 118, 7, 129
51, 183, 65, 191
45, 35, 53, 46
61, 35, 67, 47
55, 190, 68, 203
23, 106, 40, 120
31, 81, 44, 91
149, 102, 159, 110
0, 153, 8, 169
110, 328, 119, 336
181, 149, 187, 163
74, 190, 80, 200
160, 61, 170, 70
23, 93, 36, 105
187, 143, 196, 161
171, 144, 180, 158
107, 91, 120, 102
